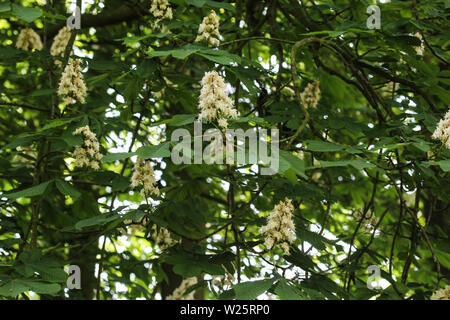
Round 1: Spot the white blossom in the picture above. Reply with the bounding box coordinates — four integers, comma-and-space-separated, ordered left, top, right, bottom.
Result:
300, 80, 321, 109
57, 59, 87, 105
413, 32, 425, 56
16, 28, 43, 51
198, 70, 239, 128
130, 158, 160, 198
150, 0, 173, 25
72, 126, 103, 170
50, 26, 72, 65
261, 198, 296, 254
432, 109, 450, 149
151, 225, 178, 250
431, 285, 450, 300
195, 10, 220, 47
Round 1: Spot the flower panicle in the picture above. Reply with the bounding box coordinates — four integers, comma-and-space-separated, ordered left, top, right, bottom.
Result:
432, 109, 450, 149
151, 225, 178, 250
16, 28, 43, 51
261, 197, 296, 254
198, 70, 239, 128
72, 125, 103, 170
130, 158, 160, 198
57, 58, 87, 105
300, 80, 321, 109
430, 285, 450, 300
195, 10, 220, 47
51, 26, 72, 65
150, 0, 173, 25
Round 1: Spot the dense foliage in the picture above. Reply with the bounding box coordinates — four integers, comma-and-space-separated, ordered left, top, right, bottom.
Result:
0, 0, 449, 300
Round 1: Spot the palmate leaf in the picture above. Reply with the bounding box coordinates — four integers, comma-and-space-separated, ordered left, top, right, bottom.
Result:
304, 140, 346, 152
0, 279, 60, 297
11, 4, 42, 23
101, 152, 136, 163
0, 1, 11, 13
278, 150, 307, 178
55, 179, 81, 201
4, 180, 52, 200
74, 211, 123, 230
232, 278, 275, 300
136, 143, 171, 159
274, 279, 305, 300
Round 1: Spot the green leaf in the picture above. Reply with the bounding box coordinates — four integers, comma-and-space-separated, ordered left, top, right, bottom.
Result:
2, 134, 41, 150
234, 116, 266, 124
123, 77, 142, 102
437, 159, 450, 172
101, 152, 136, 163
75, 212, 121, 230
123, 209, 145, 222
205, 0, 235, 11
55, 179, 81, 201
39, 117, 80, 132
167, 114, 197, 126
41, 10, 67, 21
136, 143, 171, 158
0, 279, 30, 297
423, 159, 450, 172
317, 159, 375, 170
11, 4, 42, 23
197, 53, 235, 65
147, 50, 173, 58
0, 279, 61, 297
0, 2, 11, 13
185, 0, 206, 8
147, 48, 199, 59
285, 249, 316, 271
279, 150, 307, 178
25, 281, 61, 295
296, 226, 328, 251
233, 278, 275, 300
29, 88, 57, 97
275, 279, 304, 300
305, 140, 345, 152
4, 180, 52, 200
172, 48, 199, 59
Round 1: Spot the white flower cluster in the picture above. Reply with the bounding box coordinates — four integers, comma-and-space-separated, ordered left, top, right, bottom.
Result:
432, 109, 450, 149
166, 277, 197, 300
57, 59, 87, 105
73, 126, 103, 170
431, 285, 450, 300
16, 28, 43, 51
198, 70, 239, 129
353, 209, 379, 232
151, 225, 178, 250
50, 26, 72, 65
261, 198, 296, 254
300, 80, 321, 109
413, 32, 425, 56
130, 158, 160, 198
195, 10, 220, 47
150, 0, 173, 24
